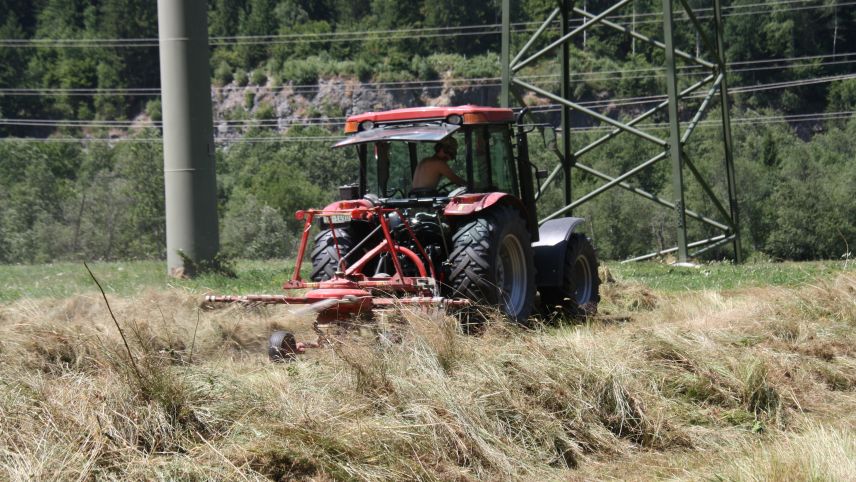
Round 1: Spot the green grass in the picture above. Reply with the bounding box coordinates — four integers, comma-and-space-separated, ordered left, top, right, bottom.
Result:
0, 258, 850, 303
607, 260, 849, 292
0, 259, 299, 303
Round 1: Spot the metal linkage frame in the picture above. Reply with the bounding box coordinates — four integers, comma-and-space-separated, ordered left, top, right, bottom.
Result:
500, 0, 741, 263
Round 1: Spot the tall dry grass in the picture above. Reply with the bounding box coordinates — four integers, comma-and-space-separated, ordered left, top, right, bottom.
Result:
0, 274, 854, 480
711, 424, 856, 481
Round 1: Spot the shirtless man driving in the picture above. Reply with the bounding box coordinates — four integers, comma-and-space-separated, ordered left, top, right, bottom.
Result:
411, 136, 466, 192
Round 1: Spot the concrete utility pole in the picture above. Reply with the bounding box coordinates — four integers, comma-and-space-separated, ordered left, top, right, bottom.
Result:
157, 0, 219, 277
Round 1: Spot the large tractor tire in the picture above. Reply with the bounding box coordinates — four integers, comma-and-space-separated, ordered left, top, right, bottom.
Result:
447, 205, 536, 323
540, 233, 601, 317
310, 228, 359, 281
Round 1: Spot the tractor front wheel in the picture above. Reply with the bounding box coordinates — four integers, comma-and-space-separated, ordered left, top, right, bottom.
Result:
541, 234, 601, 317
268, 331, 302, 362
448, 205, 535, 323
310, 227, 359, 281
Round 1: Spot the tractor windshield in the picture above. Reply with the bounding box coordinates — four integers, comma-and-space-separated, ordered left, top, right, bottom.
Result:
336, 122, 517, 198
362, 134, 467, 198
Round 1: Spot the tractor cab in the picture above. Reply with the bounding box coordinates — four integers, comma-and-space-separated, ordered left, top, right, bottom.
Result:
334, 106, 523, 201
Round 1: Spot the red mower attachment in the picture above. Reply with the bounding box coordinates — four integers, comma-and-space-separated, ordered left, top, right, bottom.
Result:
204, 205, 470, 360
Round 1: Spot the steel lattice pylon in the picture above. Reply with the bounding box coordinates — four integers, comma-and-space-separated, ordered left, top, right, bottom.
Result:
500, 0, 742, 263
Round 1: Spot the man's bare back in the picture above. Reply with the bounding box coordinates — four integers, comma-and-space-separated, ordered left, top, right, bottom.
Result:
412, 156, 465, 189
411, 137, 465, 190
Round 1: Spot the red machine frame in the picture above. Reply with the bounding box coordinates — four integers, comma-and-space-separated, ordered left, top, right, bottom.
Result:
205, 204, 469, 324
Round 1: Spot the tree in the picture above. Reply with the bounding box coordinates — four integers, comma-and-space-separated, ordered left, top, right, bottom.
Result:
113, 134, 166, 258
0, 12, 38, 136
764, 120, 856, 259
221, 194, 294, 258
209, 0, 247, 38
236, 0, 279, 68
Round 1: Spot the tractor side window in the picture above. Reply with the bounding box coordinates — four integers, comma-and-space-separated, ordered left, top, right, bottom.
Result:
366, 142, 412, 197
415, 142, 434, 164
489, 125, 517, 195
445, 132, 466, 181
472, 127, 492, 191
386, 142, 412, 197
366, 146, 378, 195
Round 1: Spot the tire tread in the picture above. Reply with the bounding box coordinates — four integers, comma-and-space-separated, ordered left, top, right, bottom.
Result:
447, 205, 535, 322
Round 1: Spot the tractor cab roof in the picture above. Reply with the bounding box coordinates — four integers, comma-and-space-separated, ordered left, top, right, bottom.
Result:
343, 105, 514, 134
333, 123, 460, 148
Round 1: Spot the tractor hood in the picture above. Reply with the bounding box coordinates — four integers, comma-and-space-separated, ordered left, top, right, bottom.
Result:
333, 124, 460, 148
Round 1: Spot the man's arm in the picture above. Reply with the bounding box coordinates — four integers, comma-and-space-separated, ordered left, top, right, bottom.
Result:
438, 162, 466, 186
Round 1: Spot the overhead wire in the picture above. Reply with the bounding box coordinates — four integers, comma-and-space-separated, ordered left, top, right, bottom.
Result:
0, 0, 848, 47
205, 0, 824, 42
3, 72, 854, 130
3, 67, 854, 131
528, 72, 856, 114
1, 1, 851, 142
2, 109, 852, 144
2, 51, 854, 97
559, 110, 855, 133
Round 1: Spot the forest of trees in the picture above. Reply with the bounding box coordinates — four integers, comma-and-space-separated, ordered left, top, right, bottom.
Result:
0, 0, 854, 263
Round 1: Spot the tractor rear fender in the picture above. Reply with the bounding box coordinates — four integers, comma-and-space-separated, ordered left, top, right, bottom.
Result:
444, 193, 536, 238
532, 217, 586, 287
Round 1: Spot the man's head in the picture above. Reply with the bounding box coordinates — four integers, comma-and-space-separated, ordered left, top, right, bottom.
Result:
435, 136, 458, 160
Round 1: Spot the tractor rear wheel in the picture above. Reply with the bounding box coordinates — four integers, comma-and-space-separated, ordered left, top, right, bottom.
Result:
541, 234, 601, 317
447, 205, 535, 323
310, 228, 359, 281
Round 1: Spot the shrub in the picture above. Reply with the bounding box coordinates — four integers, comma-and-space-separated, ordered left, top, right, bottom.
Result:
254, 102, 276, 121
411, 54, 438, 81
354, 59, 372, 82
213, 62, 233, 86
145, 99, 162, 122
281, 58, 321, 86
234, 69, 249, 87
221, 195, 293, 259
426, 53, 499, 79
250, 69, 267, 86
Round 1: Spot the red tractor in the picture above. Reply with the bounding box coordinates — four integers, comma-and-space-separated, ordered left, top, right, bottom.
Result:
207, 105, 600, 359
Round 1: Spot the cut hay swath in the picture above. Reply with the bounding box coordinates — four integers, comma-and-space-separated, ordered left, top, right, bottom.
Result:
0, 271, 854, 479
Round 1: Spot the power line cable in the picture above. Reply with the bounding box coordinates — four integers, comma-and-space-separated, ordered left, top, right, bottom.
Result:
207, 0, 822, 42
3, 110, 851, 144
0, 0, 848, 48
5, 73, 855, 131
3, 52, 853, 97
561, 110, 854, 133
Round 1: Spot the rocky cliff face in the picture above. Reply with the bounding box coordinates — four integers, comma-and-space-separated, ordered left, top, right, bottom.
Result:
210, 75, 501, 140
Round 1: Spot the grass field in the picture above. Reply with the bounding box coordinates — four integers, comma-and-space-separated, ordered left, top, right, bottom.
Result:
0, 259, 299, 303
1, 259, 854, 480
0, 258, 846, 302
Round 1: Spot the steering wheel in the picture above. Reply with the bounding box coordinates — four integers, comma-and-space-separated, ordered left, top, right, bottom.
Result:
448, 186, 468, 197
386, 187, 405, 199
436, 180, 456, 195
